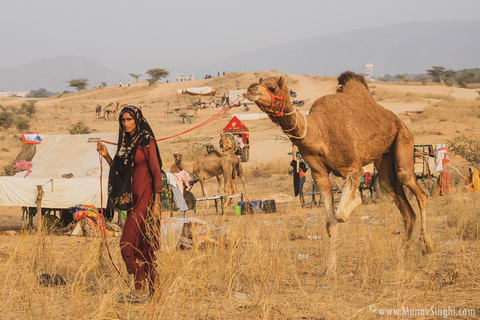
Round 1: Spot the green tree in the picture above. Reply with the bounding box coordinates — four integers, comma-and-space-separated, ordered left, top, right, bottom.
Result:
26, 88, 55, 98
145, 68, 169, 85
448, 135, 480, 169
395, 74, 407, 82
426, 66, 446, 84
129, 73, 142, 82
67, 78, 89, 91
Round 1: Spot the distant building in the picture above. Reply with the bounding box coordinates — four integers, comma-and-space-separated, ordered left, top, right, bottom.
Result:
0, 91, 29, 98
363, 62, 374, 80
174, 74, 197, 82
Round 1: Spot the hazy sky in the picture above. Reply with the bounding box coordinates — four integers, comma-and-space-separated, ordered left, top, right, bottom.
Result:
2, 0, 479, 77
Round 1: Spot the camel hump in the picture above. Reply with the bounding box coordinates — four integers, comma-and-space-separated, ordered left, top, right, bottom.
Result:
337, 71, 369, 92
209, 150, 223, 157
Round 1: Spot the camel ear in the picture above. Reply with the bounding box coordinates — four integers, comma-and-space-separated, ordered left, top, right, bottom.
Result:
278, 76, 286, 88
259, 78, 264, 83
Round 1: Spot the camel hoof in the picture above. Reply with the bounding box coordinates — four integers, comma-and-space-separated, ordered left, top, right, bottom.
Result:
420, 234, 435, 254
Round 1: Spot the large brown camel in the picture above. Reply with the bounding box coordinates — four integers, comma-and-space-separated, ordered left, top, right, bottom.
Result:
247, 71, 434, 273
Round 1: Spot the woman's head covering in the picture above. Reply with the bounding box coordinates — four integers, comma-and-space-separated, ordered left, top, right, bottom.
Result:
108, 105, 162, 210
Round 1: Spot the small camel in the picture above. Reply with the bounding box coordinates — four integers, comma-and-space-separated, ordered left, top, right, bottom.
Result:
104, 103, 122, 120
95, 104, 102, 118
247, 72, 434, 273
170, 153, 193, 174
192, 150, 234, 202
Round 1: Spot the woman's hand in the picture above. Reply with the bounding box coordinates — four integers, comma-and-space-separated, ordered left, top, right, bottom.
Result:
153, 193, 162, 219
97, 142, 112, 166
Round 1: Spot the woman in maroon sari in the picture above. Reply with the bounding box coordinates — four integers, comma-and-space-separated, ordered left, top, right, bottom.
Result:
97, 106, 162, 302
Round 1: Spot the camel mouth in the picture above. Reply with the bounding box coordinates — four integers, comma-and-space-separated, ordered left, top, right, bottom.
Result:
246, 84, 260, 102
247, 94, 260, 102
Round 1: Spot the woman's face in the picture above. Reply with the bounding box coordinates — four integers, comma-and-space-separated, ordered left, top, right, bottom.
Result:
121, 112, 137, 136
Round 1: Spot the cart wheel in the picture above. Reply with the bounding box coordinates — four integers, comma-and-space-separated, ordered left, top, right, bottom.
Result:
183, 191, 196, 210
241, 147, 249, 162
183, 117, 192, 124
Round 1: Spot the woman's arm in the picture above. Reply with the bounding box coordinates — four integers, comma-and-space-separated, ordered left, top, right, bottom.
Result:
97, 142, 113, 166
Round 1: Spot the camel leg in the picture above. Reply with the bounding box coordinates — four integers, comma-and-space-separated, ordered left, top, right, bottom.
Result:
216, 176, 222, 195
393, 131, 434, 254
375, 155, 416, 236
335, 170, 363, 222
198, 178, 210, 208
312, 170, 337, 274
238, 174, 248, 200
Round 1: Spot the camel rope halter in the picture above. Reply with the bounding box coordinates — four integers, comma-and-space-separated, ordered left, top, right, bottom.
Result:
260, 83, 286, 117
284, 110, 308, 140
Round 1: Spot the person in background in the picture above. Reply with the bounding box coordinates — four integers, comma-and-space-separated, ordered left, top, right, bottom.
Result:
235, 134, 244, 154
436, 170, 456, 195
97, 105, 162, 303
465, 167, 480, 192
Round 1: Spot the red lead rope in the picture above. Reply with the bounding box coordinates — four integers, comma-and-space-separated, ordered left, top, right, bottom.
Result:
99, 93, 251, 146
98, 153, 128, 286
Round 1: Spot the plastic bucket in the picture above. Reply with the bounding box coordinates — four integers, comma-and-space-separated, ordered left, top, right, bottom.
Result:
233, 205, 242, 216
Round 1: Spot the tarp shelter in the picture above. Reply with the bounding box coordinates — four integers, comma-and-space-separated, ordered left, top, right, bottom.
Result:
0, 133, 118, 209
176, 87, 216, 96
223, 115, 248, 133
223, 115, 250, 162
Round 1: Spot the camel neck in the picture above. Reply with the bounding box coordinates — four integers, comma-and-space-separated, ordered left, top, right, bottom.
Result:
280, 108, 307, 140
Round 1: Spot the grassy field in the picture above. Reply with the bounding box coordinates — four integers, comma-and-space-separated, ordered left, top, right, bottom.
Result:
1, 72, 480, 319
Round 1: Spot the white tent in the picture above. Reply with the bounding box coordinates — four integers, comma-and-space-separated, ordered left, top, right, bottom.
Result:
0, 133, 118, 209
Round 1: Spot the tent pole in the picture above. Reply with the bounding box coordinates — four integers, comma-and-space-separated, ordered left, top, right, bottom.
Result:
36, 185, 44, 232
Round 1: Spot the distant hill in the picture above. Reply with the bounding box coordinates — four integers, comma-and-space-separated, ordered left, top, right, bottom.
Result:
201, 20, 480, 78
0, 56, 125, 92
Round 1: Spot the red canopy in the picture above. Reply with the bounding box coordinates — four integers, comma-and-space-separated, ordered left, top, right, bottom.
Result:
223, 116, 248, 132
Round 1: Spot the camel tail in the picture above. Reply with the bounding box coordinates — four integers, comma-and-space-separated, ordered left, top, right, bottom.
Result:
337, 71, 369, 92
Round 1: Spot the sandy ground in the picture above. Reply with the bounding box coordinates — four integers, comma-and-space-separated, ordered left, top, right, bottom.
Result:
1, 72, 479, 232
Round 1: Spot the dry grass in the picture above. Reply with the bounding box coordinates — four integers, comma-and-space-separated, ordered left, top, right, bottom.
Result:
1, 192, 480, 319
372, 89, 450, 103
420, 98, 480, 123
2, 72, 480, 318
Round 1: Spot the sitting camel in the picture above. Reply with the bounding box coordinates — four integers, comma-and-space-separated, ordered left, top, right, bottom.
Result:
170, 153, 193, 174
247, 71, 434, 273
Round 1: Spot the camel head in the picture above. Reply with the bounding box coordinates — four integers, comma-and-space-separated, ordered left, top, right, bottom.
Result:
247, 76, 291, 117
205, 144, 216, 154
173, 153, 183, 163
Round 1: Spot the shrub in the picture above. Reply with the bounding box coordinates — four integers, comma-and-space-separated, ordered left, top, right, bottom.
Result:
20, 101, 37, 117
15, 117, 30, 131
0, 110, 14, 129
68, 121, 96, 134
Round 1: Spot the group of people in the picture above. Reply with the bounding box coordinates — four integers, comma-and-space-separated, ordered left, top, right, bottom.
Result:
434, 167, 480, 196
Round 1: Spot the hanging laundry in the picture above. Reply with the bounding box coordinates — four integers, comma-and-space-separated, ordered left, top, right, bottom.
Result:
434, 144, 449, 172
